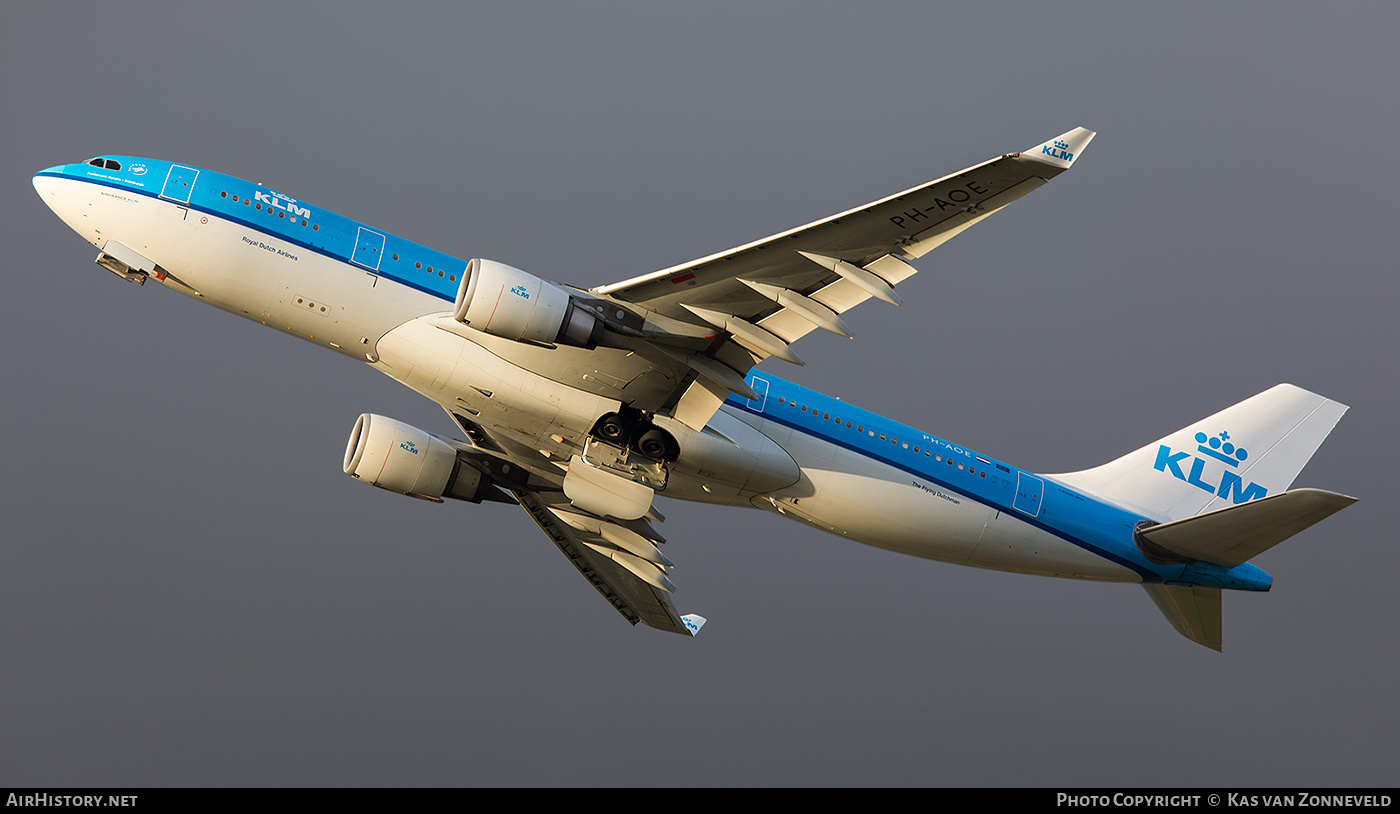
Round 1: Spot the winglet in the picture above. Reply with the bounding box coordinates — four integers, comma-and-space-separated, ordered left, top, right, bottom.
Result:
681, 614, 707, 636
1024, 127, 1096, 169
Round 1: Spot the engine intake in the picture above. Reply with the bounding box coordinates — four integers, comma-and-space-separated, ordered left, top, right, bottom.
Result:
453, 258, 603, 348
343, 413, 510, 503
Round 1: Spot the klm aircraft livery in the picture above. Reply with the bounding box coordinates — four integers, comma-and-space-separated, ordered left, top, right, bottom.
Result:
1155, 431, 1267, 504
32, 128, 1355, 650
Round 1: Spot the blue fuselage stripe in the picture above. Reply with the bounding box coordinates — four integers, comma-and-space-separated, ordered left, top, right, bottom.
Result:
724, 384, 1161, 580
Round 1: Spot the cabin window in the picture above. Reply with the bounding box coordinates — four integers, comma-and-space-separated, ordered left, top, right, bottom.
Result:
220, 191, 227, 198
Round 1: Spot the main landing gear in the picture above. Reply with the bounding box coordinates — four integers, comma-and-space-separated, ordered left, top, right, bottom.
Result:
565, 407, 677, 518
591, 406, 679, 463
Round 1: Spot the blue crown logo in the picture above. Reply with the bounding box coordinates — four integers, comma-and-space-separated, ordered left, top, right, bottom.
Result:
1054, 140, 1069, 150
1195, 431, 1247, 467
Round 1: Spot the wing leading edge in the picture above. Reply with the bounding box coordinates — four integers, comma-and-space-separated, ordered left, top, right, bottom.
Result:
592, 128, 1095, 430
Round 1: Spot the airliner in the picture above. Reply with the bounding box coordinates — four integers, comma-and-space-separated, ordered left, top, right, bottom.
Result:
33, 128, 1355, 650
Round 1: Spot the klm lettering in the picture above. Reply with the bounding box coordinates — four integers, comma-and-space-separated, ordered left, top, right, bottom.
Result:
1153, 445, 1266, 503
254, 190, 311, 219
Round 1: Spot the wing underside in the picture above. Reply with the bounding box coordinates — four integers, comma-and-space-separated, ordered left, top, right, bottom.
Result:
514, 491, 697, 635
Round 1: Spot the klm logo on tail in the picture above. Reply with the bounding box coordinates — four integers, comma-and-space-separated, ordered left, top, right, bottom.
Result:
1153, 430, 1266, 504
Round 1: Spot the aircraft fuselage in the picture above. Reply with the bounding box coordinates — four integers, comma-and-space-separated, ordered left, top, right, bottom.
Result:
33, 157, 1273, 594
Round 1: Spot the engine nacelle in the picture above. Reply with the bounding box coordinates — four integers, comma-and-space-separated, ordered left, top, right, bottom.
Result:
342, 413, 501, 503
453, 258, 602, 348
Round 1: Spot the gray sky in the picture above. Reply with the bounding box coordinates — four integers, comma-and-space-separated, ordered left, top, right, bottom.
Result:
3, 1, 1396, 786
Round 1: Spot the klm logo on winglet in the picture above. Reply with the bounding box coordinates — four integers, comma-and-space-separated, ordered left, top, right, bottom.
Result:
1042, 139, 1074, 163
1153, 430, 1266, 504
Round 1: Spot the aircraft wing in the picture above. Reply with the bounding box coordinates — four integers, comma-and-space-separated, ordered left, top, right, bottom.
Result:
441, 410, 702, 635
514, 490, 703, 636
591, 127, 1094, 428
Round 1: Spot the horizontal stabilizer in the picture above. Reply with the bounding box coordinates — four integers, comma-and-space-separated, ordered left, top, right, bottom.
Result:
1143, 584, 1223, 651
1138, 488, 1356, 569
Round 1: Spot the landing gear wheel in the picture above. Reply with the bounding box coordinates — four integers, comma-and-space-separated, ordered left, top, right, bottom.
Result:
593, 412, 631, 444
633, 428, 680, 462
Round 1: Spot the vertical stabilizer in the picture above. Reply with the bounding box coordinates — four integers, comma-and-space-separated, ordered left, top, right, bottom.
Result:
1051, 384, 1347, 522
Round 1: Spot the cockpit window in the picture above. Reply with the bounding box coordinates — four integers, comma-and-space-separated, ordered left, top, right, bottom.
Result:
84, 158, 121, 171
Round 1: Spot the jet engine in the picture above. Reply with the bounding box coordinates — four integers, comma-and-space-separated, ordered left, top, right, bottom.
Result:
453, 258, 603, 348
342, 413, 511, 503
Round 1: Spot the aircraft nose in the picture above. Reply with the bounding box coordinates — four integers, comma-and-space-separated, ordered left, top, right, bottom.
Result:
34, 166, 98, 244
34, 167, 68, 211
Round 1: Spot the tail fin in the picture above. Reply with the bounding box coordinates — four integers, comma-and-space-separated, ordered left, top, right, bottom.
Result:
1050, 384, 1348, 522
1057, 385, 1354, 651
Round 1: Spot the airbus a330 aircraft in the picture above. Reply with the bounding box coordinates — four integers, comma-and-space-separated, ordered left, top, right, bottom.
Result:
34, 128, 1356, 650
